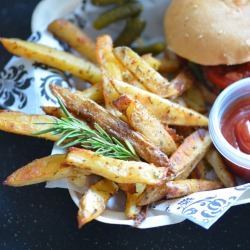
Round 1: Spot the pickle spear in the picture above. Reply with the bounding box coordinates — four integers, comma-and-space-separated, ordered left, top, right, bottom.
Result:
114, 17, 146, 47
93, 2, 143, 30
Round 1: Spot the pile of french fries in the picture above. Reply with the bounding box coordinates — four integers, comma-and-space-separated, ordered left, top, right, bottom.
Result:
0, 18, 236, 228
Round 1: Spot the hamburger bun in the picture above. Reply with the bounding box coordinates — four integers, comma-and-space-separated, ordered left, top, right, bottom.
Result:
164, 0, 250, 66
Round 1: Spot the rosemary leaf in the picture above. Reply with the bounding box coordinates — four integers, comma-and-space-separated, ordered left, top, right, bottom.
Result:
33, 97, 139, 161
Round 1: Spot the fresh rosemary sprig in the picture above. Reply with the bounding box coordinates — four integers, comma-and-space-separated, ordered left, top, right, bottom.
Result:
33, 97, 140, 161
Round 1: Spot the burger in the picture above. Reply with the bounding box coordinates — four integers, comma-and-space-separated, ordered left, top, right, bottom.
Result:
164, 0, 250, 94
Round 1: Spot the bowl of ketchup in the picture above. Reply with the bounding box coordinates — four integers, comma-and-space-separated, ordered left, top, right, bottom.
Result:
209, 78, 250, 181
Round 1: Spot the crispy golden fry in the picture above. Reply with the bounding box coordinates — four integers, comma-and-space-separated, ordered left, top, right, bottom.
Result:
95, 35, 147, 111
95, 35, 123, 115
96, 35, 123, 79
80, 82, 104, 103
102, 69, 124, 118
133, 206, 148, 227
113, 94, 177, 155
199, 84, 217, 105
113, 46, 179, 98
168, 68, 193, 99
125, 190, 145, 220
158, 57, 179, 74
50, 84, 172, 169
137, 179, 223, 206
41, 105, 91, 124
205, 148, 236, 187
118, 183, 137, 194
172, 124, 196, 139
165, 179, 224, 198
65, 147, 168, 185
41, 106, 66, 118
3, 154, 89, 187
0, 110, 60, 141
120, 183, 147, 227
137, 183, 166, 206
182, 83, 207, 113
0, 38, 101, 84
77, 178, 118, 228
174, 97, 188, 107
189, 160, 210, 179
109, 78, 209, 126
48, 19, 97, 63
125, 193, 142, 219
170, 129, 212, 180
69, 175, 88, 188
96, 35, 148, 91
126, 78, 147, 90
141, 53, 161, 71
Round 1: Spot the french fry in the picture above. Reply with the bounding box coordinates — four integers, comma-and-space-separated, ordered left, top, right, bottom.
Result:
118, 182, 147, 226
102, 68, 124, 117
124, 191, 144, 219
50, 84, 172, 169
41, 106, 66, 118
137, 179, 224, 206
205, 148, 236, 187
0, 38, 101, 84
95, 35, 147, 113
79, 82, 104, 103
95, 34, 124, 116
133, 206, 148, 227
41, 104, 91, 125
125, 191, 146, 222
158, 56, 179, 74
137, 183, 166, 206
125, 78, 147, 90
65, 147, 168, 185
96, 35, 148, 91
119, 182, 147, 226
77, 178, 118, 228
199, 83, 217, 105
174, 97, 188, 108
69, 175, 88, 188
113, 46, 179, 98
118, 183, 136, 194
165, 179, 224, 198
3, 154, 89, 187
189, 160, 210, 179
170, 129, 212, 180
0, 110, 60, 141
182, 82, 207, 113
141, 53, 161, 71
96, 35, 123, 79
48, 19, 97, 63
167, 68, 193, 98
113, 94, 177, 155
109, 78, 209, 126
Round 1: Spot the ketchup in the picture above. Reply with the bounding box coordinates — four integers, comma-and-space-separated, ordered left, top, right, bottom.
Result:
221, 96, 250, 154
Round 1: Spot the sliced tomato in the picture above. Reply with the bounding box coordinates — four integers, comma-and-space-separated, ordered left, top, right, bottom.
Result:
205, 62, 250, 89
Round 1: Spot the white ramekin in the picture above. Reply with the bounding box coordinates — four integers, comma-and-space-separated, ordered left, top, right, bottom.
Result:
209, 78, 250, 181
